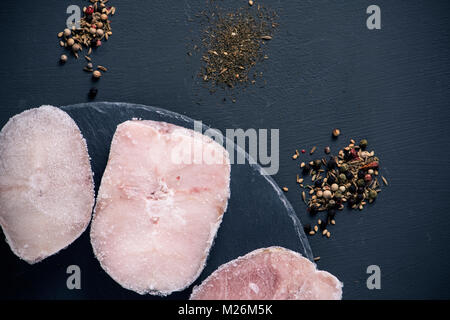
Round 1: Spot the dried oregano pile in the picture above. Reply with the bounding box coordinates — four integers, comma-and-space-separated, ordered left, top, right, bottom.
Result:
284, 129, 388, 239
57, 0, 116, 97
195, 0, 278, 90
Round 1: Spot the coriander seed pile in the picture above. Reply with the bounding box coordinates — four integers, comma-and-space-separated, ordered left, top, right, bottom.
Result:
286, 130, 387, 239
195, 1, 278, 89
57, 0, 116, 95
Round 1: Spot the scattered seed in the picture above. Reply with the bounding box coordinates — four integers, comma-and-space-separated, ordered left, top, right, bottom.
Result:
309, 231, 315, 236
332, 128, 341, 138
92, 70, 102, 78
314, 225, 318, 232
282, 187, 288, 192
310, 146, 317, 155
313, 257, 321, 262
326, 231, 331, 238
97, 65, 108, 72
382, 176, 389, 186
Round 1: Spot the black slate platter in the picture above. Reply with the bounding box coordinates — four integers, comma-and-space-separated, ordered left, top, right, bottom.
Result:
0, 102, 312, 300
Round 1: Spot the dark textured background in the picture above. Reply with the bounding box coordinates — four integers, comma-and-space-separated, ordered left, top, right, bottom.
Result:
1, 0, 450, 299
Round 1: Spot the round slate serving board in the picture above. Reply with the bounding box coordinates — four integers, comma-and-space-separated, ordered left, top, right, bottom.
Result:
0, 102, 312, 300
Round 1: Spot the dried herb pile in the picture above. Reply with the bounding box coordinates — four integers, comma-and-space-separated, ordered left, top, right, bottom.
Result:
57, 0, 116, 96
285, 130, 388, 239
197, 1, 277, 89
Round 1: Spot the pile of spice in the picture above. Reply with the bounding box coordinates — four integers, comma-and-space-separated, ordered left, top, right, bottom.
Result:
195, 0, 277, 90
57, 0, 116, 97
284, 129, 388, 239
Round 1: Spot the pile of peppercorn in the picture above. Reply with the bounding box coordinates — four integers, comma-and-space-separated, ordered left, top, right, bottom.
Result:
297, 137, 387, 237
57, 0, 115, 94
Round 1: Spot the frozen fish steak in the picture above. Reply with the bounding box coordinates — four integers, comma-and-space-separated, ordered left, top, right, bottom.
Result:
0, 105, 95, 264
91, 120, 230, 295
190, 247, 343, 300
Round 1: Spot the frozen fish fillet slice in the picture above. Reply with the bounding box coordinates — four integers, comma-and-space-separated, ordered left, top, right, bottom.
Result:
91, 120, 230, 295
0, 105, 95, 264
190, 247, 343, 300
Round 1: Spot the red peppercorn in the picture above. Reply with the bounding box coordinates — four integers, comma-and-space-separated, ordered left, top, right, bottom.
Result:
364, 174, 372, 182
350, 148, 359, 159
91, 24, 97, 28
96, 39, 102, 46
301, 149, 306, 154
86, 6, 94, 15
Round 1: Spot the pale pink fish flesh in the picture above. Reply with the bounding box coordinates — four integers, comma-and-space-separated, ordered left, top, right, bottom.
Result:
90, 120, 230, 295
0, 105, 95, 264
190, 247, 343, 300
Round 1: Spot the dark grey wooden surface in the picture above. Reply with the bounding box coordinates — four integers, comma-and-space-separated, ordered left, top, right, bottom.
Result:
1, 0, 450, 299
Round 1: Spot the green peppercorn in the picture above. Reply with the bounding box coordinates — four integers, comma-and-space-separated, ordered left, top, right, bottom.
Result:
339, 173, 347, 183
334, 191, 343, 200
339, 163, 348, 172
359, 139, 368, 150
357, 179, 366, 187
369, 189, 378, 199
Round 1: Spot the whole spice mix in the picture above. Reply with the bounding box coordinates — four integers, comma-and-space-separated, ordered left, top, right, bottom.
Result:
286, 131, 387, 239
192, 1, 278, 90
57, 0, 116, 95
